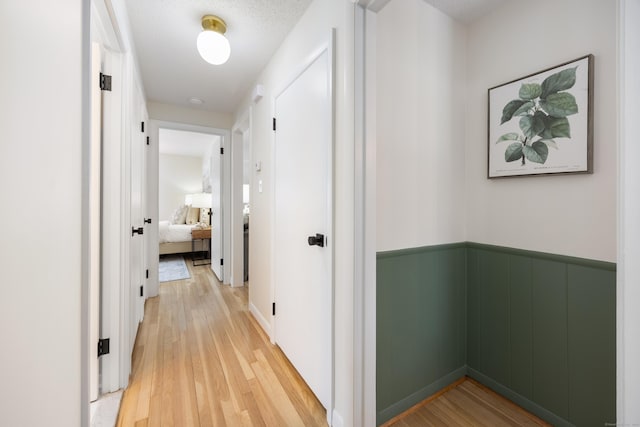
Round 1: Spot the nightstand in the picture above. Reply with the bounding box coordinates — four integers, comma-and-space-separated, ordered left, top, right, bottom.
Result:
191, 227, 211, 266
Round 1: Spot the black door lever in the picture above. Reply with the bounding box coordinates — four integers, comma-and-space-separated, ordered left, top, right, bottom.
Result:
132, 227, 144, 236
307, 233, 325, 247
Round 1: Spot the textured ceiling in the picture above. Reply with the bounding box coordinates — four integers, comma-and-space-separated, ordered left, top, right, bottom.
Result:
127, 0, 508, 114
125, 0, 312, 113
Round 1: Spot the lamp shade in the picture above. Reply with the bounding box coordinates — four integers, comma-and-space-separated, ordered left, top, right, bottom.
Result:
197, 30, 230, 65
190, 193, 212, 209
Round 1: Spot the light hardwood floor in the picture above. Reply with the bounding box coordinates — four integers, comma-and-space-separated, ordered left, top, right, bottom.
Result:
118, 258, 550, 427
116, 258, 327, 427
384, 378, 551, 427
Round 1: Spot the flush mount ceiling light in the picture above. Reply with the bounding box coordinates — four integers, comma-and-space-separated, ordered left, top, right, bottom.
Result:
197, 15, 231, 65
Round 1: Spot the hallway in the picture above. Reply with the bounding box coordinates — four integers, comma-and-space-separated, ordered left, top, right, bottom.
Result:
116, 260, 326, 426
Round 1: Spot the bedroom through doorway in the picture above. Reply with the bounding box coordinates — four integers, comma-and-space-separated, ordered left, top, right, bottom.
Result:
157, 127, 221, 280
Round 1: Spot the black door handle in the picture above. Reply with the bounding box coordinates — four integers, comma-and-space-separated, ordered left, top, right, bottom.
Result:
144, 218, 152, 224
132, 227, 144, 236
307, 233, 325, 247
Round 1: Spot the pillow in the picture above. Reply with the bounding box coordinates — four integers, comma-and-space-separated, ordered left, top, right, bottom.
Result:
171, 204, 188, 225
199, 208, 210, 225
186, 206, 200, 225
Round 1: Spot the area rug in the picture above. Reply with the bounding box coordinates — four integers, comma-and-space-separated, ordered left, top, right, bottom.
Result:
159, 256, 190, 282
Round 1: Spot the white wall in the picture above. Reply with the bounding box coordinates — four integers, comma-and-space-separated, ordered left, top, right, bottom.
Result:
0, 1, 85, 426
158, 153, 203, 220
233, 0, 354, 424
376, 0, 467, 252
375, 0, 617, 264
465, 0, 617, 263
148, 101, 233, 130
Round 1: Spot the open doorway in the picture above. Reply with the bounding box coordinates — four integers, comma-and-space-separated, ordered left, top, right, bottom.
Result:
146, 120, 231, 297
157, 128, 218, 272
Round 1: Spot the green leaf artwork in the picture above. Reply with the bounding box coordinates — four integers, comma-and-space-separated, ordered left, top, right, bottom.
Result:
497, 66, 578, 166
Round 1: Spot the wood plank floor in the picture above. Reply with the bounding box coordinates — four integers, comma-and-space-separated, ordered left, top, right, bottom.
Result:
116, 257, 327, 427
384, 378, 551, 427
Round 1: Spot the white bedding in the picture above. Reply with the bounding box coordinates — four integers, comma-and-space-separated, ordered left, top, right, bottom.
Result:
159, 220, 195, 243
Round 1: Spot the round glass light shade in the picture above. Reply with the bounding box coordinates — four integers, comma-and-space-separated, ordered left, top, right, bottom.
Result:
197, 30, 230, 65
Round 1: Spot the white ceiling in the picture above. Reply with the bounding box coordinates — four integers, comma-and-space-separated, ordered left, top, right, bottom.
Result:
126, 0, 508, 115
125, 0, 312, 113
159, 128, 219, 157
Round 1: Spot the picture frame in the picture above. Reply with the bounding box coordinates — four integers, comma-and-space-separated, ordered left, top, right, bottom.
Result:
487, 54, 594, 178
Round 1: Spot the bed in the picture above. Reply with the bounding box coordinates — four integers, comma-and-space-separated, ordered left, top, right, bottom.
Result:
159, 221, 197, 255
159, 203, 211, 255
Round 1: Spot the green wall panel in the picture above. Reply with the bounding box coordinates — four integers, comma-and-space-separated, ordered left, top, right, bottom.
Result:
508, 255, 533, 400
435, 249, 466, 373
378, 242, 616, 426
376, 244, 467, 425
466, 249, 480, 369
479, 250, 510, 386
531, 259, 569, 419
567, 265, 616, 427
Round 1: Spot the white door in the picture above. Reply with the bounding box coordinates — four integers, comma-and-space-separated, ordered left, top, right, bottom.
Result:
89, 42, 102, 402
273, 41, 333, 411
129, 87, 146, 350
211, 138, 223, 281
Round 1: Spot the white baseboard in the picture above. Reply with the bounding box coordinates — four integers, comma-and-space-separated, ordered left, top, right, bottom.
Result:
249, 302, 272, 337
331, 409, 344, 427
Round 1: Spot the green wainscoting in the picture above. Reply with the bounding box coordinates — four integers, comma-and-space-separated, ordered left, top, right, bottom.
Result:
377, 242, 616, 427
377, 243, 467, 425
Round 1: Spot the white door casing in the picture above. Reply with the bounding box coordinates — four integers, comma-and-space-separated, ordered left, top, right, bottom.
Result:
99, 47, 125, 394
618, 0, 640, 423
147, 121, 229, 293
211, 137, 223, 281
89, 42, 102, 403
129, 83, 146, 351
231, 110, 250, 288
272, 33, 334, 415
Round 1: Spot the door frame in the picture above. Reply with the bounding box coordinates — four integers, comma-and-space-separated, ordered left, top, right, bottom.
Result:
89, 41, 102, 402
617, 0, 640, 422
353, 1, 389, 425
99, 47, 125, 394
231, 109, 251, 288
146, 120, 232, 294
90, 0, 129, 395
270, 30, 335, 424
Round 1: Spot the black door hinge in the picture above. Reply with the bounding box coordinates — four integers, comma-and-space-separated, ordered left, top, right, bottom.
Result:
272, 302, 276, 316
220, 147, 224, 155
146, 269, 149, 279
99, 73, 112, 91
146, 136, 150, 146
98, 338, 110, 357
141, 122, 145, 132
220, 258, 224, 266
272, 117, 276, 131
140, 285, 144, 297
